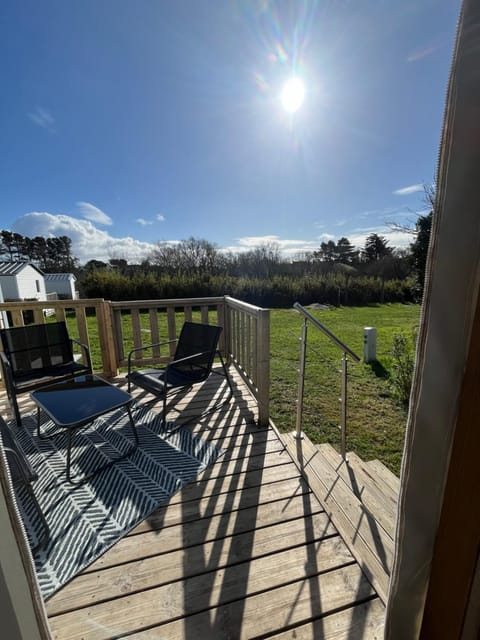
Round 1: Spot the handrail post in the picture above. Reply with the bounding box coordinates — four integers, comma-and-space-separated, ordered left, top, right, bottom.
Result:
295, 318, 308, 439
340, 352, 348, 460
293, 302, 359, 457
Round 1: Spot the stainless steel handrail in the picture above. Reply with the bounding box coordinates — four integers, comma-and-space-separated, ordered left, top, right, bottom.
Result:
293, 302, 360, 362
293, 301, 360, 459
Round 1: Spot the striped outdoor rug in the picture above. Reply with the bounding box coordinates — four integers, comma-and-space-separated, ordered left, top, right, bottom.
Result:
12, 407, 224, 600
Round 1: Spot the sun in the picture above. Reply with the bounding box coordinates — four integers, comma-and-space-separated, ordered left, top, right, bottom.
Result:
280, 77, 306, 113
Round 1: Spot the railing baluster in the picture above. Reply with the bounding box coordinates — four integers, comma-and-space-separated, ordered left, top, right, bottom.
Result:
295, 318, 308, 439
149, 308, 160, 358
341, 352, 348, 459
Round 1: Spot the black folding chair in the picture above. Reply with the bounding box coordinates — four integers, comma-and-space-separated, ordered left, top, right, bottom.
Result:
127, 322, 233, 428
0, 321, 92, 427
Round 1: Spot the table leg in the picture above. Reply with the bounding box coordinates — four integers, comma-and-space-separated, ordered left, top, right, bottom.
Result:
36, 407, 52, 440
66, 430, 74, 484
66, 403, 139, 485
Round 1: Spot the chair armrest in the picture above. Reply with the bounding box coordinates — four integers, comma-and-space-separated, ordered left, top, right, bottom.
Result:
127, 339, 177, 374
0, 350, 11, 370
167, 350, 213, 368
0, 351, 16, 389
2, 444, 38, 484
70, 338, 93, 373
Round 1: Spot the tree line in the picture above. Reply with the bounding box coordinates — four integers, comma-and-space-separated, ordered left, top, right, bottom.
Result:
0, 230, 77, 272
0, 210, 431, 307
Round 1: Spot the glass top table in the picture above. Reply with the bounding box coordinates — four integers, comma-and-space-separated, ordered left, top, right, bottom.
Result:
31, 374, 138, 484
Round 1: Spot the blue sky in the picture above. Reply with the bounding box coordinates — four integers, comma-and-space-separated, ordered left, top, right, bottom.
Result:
0, 0, 461, 264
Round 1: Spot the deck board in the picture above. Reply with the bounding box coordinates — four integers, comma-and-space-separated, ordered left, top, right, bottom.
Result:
0, 366, 385, 639
84, 490, 324, 572
47, 512, 339, 615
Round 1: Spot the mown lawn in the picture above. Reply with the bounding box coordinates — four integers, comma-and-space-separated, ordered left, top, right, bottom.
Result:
66, 302, 420, 475
269, 304, 421, 474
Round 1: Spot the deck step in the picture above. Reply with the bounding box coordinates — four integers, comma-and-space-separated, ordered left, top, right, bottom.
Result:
367, 458, 401, 495
316, 445, 398, 540
347, 452, 399, 503
284, 434, 393, 604
269, 597, 385, 639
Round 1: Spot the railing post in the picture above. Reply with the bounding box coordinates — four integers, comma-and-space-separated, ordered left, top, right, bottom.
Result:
340, 352, 348, 460
295, 318, 308, 439
218, 297, 228, 358
97, 301, 118, 378
256, 308, 270, 427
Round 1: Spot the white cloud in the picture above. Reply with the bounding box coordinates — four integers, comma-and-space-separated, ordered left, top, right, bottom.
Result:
407, 45, 439, 63
12, 212, 155, 264
393, 184, 424, 196
236, 235, 282, 247
76, 201, 113, 226
359, 205, 407, 219
227, 228, 414, 258
348, 225, 412, 250
224, 235, 319, 256
27, 106, 56, 132
136, 214, 166, 225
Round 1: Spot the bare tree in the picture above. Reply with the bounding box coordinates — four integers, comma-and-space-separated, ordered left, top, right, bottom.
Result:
150, 237, 223, 276
387, 181, 436, 235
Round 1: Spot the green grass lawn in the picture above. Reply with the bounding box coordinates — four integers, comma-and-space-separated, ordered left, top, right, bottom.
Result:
66, 302, 419, 475
269, 303, 421, 474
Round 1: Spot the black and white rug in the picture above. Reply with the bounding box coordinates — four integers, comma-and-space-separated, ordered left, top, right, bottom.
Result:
12, 407, 223, 600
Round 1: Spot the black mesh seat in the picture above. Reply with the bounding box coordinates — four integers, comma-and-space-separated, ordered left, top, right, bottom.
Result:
127, 322, 233, 428
0, 322, 92, 427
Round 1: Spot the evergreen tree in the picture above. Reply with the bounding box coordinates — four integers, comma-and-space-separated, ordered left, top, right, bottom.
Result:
363, 233, 392, 262
336, 237, 359, 264
410, 211, 433, 301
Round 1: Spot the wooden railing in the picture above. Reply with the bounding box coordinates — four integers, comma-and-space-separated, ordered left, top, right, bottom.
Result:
224, 296, 270, 426
110, 297, 226, 368
0, 296, 270, 425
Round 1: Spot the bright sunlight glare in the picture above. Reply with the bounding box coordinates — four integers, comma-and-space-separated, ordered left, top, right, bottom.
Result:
280, 77, 306, 113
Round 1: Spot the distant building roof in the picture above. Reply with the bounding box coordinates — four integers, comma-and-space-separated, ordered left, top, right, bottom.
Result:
0, 261, 44, 277
43, 273, 76, 282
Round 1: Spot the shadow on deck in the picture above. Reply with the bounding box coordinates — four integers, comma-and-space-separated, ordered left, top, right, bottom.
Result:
0, 367, 388, 639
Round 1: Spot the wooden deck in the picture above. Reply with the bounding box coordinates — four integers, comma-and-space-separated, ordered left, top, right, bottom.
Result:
1, 367, 387, 639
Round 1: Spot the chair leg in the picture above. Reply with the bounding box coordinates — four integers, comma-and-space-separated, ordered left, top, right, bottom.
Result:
12, 395, 22, 428
162, 392, 168, 426
6, 389, 22, 428
1, 367, 23, 427
126, 405, 140, 446
166, 357, 234, 437
218, 351, 234, 401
